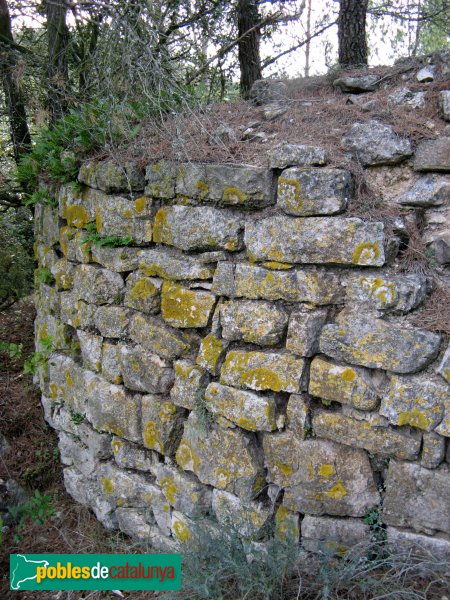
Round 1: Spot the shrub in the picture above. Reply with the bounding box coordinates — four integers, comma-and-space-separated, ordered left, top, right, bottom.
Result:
0, 208, 34, 309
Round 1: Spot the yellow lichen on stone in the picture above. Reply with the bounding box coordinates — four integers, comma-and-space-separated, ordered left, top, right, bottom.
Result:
237, 417, 257, 431
134, 196, 147, 214
197, 334, 226, 373
223, 187, 245, 205
66, 205, 90, 228
159, 401, 177, 424
161, 281, 215, 328
196, 180, 209, 200
398, 409, 432, 430
240, 368, 282, 392
160, 476, 178, 505
319, 464, 335, 478
112, 439, 122, 454
262, 261, 294, 270
173, 519, 191, 543
214, 467, 232, 488
176, 439, 199, 472
325, 483, 347, 500
130, 278, 157, 300
352, 242, 381, 266
278, 177, 302, 212
340, 368, 356, 382
153, 208, 173, 244
278, 463, 294, 476
102, 477, 114, 495
144, 420, 163, 453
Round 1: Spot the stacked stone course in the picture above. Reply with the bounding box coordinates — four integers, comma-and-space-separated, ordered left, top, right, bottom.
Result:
34, 126, 449, 556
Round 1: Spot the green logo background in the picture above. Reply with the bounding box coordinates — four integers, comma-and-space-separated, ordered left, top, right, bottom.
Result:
10, 553, 181, 590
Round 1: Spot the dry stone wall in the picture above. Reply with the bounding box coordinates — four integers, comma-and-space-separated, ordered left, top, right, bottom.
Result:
34, 126, 449, 557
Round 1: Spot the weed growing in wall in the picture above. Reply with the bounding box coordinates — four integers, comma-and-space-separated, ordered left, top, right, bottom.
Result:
82, 223, 133, 248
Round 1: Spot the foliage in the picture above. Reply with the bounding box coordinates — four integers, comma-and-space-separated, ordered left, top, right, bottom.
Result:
16, 100, 118, 188
0, 208, 34, 309
81, 222, 133, 248
23, 335, 54, 376
0, 340, 23, 360
9, 489, 56, 537
23, 188, 57, 208
70, 411, 85, 425
35, 267, 54, 285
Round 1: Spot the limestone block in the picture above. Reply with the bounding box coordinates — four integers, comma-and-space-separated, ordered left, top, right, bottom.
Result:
309, 357, 380, 411
59, 227, 90, 263
161, 282, 216, 328
51, 258, 75, 290
341, 121, 412, 166
417, 65, 435, 82
35, 283, 59, 317
91, 190, 154, 244
95, 305, 130, 338
153, 206, 242, 252
220, 350, 304, 394
101, 342, 122, 384
250, 80, 287, 105
48, 354, 87, 413
141, 395, 185, 456
145, 160, 178, 198
212, 489, 272, 537
129, 313, 191, 359
414, 137, 450, 172
333, 74, 379, 93
171, 511, 194, 545
301, 515, 371, 555
91, 246, 140, 272
170, 360, 210, 410
77, 329, 102, 372
138, 247, 215, 280
382, 461, 450, 534
120, 344, 174, 394
387, 87, 426, 108
269, 144, 327, 169
439, 90, 450, 121
220, 300, 288, 346
396, 175, 450, 207
421, 432, 446, 469
111, 437, 158, 472
312, 410, 421, 460
387, 527, 450, 562
175, 162, 275, 209
263, 434, 379, 516
205, 382, 278, 431
59, 185, 96, 228
380, 374, 449, 433
52, 407, 112, 459
124, 272, 161, 314
196, 334, 229, 375
286, 394, 310, 439
79, 160, 145, 192
176, 411, 264, 500
274, 505, 300, 542
319, 310, 441, 373
64, 467, 112, 523
347, 273, 427, 313
35, 313, 72, 351
34, 203, 59, 246
34, 242, 59, 270
244, 216, 385, 266
286, 308, 328, 356
153, 463, 212, 518
116, 508, 157, 543
73, 264, 124, 305
85, 375, 141, 442
58, 431, 98, 476
231, 264, 345, 304
436, 344, 450, 384
277, 168, 351, 216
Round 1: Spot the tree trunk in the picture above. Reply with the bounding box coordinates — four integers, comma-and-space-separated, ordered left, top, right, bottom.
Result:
304, 0, 312, 76
0, 0, 31, 164
338, 0, 369, 66
45, 0, 70, 123
237, 0, 262, 99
